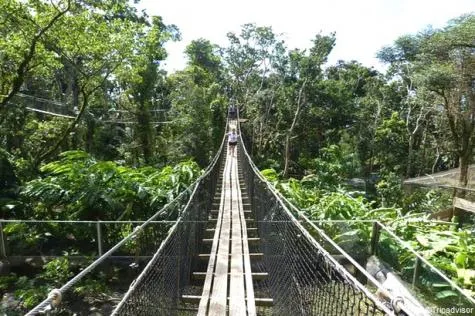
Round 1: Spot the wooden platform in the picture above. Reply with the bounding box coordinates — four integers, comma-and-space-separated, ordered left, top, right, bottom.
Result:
197, 145, 256, 316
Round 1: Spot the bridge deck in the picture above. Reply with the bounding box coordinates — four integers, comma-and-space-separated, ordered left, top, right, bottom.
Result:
198, 146, 256, 316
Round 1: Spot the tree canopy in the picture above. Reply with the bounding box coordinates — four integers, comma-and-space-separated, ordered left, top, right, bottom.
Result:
1, 2, 475, 312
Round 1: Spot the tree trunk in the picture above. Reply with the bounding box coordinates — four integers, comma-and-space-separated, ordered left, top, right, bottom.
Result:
431, 147, 440, 174
85, 116, 95, 153
405, 101, 427, 177
136, 103, 153, 164
36, 92, 89, 165
283, 79, 307, 178
459, 155, 470, 187
455, 120, 474, 197
0, 1, 71, 112
406, 134, 414, 177
456, 152, 471, 199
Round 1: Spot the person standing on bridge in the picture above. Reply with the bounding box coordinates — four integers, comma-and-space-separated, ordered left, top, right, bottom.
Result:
228, 127, 239, 157
228, 104, 237, 120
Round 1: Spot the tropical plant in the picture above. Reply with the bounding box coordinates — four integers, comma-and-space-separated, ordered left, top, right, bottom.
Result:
264, 171, 475, 299
21, 150, 200, 220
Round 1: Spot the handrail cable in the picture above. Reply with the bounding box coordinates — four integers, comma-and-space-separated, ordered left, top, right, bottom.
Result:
235, 113, 395, 315
8, 101, 174, 123
26, 120, 228, 315
236, 110, 474, 312
265, 176, 474, 304
111, 119, 229, 315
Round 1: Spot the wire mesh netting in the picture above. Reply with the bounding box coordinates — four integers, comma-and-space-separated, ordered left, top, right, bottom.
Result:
238, 142, 390, 316
110, 132, 390, 315
110, 149, 223, 315
403, 179, 475, 226
311, 220, 475, 315
26, 119, 393, 315
404, 165, 475, 189
23, 184, 203, 315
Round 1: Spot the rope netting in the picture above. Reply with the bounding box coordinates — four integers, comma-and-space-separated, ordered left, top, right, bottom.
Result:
110, 156, 222, 315
108, 122, 391, 315
237, 136, 391, 315
25, 127, 226, 315
404, 165, 475, 189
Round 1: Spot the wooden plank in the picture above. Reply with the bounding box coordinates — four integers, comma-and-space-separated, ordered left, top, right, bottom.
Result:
192, 272, 268, 280
208, 218, 256, 223
211, 210, 251, 214
197, 158, 229, 316
199, 144, 258, 316
236, 147, 256, 316
208, 147, 233, 316
198, 253, 264, 260
229, 156, 246, 315
454, 197, 475, 214
428, 208, 455, 220
202, 237, 259, 243
183, 295, 273, 306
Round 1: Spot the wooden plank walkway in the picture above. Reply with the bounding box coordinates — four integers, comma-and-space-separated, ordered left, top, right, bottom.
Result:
197, 145, 256, 316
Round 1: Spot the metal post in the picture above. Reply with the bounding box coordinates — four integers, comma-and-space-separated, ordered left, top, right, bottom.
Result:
96, 221, 103, 256
370, 221, 381, 255
0, 222, 6, 258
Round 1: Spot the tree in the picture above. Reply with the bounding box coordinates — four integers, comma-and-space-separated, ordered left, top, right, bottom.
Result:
115, 16, 180, 164
164, 39, 225, 166
35, 2, 141, 164
323, 61, 386, 177
282, 34, 336, 177
185, 38, 222, 81
374, 112, 408, 173
224, 24, 287, 110
0, 0, 71, 115
379, 14, 475, 186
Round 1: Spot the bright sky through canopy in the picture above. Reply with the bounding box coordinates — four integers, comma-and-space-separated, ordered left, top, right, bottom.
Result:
137, 0, 475, 73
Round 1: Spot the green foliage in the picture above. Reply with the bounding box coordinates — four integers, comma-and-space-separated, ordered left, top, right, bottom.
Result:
310, 190, 369, 220
0, 148, 21, 217
266, 168, 475, 299
21, 150, 201, 221
392, 223, 475, 298
374, 112, 408, 174
14, 276, 48, 309
165, 66, 224, 166
0, 148, 18, 189
379, 14, 475, 185
0, 256, 114, 313
402, 188, 452, 215
3, 151, 201, 257
1, 258, 73, 311
1, 2, 475, 310
22, 118, 71, 160
41, 257, 73, 285
260, 169, 279, 182
73, 278, 108, 298
298, 145, 348, 190
376, 172, 404, 208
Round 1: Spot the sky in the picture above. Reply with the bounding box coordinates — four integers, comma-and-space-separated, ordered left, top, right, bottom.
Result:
136, 0, 475, 73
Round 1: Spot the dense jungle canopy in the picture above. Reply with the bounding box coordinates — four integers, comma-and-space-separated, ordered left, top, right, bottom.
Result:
1, 2, 474, 187
0, 0, 474, 313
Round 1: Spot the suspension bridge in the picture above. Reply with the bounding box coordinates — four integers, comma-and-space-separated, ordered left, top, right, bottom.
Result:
22, 118, 474, 315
